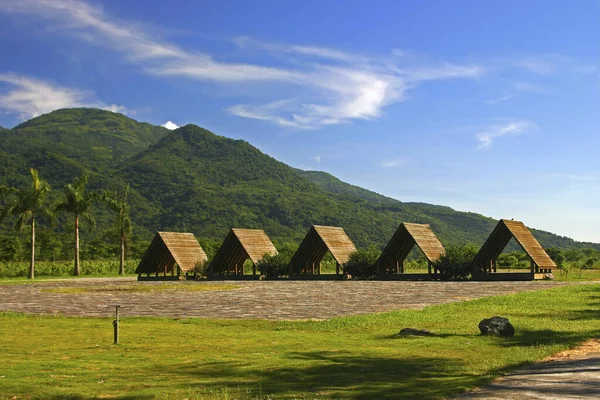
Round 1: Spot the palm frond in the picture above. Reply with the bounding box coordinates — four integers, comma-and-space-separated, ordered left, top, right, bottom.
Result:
80, 212, 96, 230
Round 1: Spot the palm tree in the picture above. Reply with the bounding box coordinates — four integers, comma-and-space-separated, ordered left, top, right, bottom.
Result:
101, 184, 132, 275
55, 174, 96, 276
0, 169, 53, 279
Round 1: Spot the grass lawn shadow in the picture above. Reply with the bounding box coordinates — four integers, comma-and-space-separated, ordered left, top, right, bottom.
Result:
166, 351, 488, 399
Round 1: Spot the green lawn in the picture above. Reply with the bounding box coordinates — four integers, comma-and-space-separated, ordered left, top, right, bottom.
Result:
0, 283, 599, 399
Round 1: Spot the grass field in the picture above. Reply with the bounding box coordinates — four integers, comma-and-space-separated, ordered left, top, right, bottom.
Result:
0, 283, 599, 399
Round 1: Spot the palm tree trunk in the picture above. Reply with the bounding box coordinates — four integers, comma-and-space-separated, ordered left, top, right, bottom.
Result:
119, 231, 125, 275
29, 216, 35, 279
74, 215, 80, 276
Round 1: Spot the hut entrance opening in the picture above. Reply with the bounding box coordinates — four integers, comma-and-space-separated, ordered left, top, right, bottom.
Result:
375, 223, 445, 276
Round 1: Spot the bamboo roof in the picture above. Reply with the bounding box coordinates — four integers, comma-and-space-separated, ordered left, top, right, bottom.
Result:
375, 223, 445, 271
209, 228, 277, 274
289, 225, 356, 273
474, 219, 556, 269
136, 232, 208, 274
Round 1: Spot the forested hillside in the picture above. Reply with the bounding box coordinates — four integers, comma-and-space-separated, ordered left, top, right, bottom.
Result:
1, 108, 597, 262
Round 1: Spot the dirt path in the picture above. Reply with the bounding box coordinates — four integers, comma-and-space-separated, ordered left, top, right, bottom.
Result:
0, 278, 571, 320
457, 339, 600, 399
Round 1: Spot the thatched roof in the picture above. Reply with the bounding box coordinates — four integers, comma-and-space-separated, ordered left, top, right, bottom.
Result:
209, 228, 277, 274
136, 232, 208, 274
474, 219, 556, 270
375, 223, 445, 271
289, 225, 356, 273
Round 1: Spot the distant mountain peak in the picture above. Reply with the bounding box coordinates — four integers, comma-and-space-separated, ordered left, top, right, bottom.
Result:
13, 107, 138, 130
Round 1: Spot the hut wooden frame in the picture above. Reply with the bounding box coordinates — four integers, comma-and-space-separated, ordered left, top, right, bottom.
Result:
375, 223, 445, 275
289, 225, 356, 275
136, 232, 208, 278
474, 219, 556, 274
209, 228, 278, 276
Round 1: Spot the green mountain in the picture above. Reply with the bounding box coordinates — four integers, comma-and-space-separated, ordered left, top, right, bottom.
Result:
1, 108, 597, 253
0, 108, 169, 187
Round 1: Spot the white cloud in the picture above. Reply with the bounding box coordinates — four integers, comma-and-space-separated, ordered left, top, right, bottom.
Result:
314, 156, 322, 163
0, 0, 486, 129
379, 159, 405, 168
161, 121, 179, 130
233, 36, 364, 63
0, 72, 130, 120
475, 121, 537, 149
102, 104, 132, 115
515, 54, 571, 76
486, 81, 550, 105
0, 72, 89, 119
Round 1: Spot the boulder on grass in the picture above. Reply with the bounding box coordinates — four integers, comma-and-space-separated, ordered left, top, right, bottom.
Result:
396, 328, 432, 337
478, 316, 514, 337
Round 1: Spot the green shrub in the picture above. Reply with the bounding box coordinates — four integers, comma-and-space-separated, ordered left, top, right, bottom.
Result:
433, 244, 478, 281
256, 252, 290, 278
343, 245, 381, 278
193, 259, 210, 277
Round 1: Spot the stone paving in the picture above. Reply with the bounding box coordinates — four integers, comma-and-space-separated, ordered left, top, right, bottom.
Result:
457, 339, 600, 399
0, 277, 571, 320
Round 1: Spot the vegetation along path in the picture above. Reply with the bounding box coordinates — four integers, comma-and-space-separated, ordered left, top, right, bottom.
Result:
0, 278, 574, 319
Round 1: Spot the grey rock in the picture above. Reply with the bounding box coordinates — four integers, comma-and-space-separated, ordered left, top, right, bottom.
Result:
479, 316, 515, 337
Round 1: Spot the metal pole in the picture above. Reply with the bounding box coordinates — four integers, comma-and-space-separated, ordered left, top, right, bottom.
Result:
113, 304, 120, 344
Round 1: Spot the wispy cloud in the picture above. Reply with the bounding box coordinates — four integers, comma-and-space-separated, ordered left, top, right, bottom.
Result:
0, 0, 486, 129
0, 72, 89, 119
379, 159, 405, 168
102, 104, 133, 116
486, 81, 550, 104
515, 54, 572, 76
475, 120, 537, 149
233, 36, 365, 63
314, 155, 322, 163
0, 72, 129, 120
161, 121, 180, 130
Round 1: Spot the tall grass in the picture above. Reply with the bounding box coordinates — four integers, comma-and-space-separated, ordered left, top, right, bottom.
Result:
0, 259, 140, 278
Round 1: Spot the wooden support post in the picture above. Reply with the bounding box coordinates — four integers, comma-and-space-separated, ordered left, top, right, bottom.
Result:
401, 260, 405, 274
253, 263, 256, 276
312, 263, 315, 275
493, 259, 497, 273
427, 261, 432, 275
318, 262, 321, 275
171, 265, 175, 276
530, 258, 535, 273
336, 262, 340, 275
113, 305, 120, 345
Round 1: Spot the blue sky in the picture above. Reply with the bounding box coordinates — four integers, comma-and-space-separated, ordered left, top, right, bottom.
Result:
0, 0, 599, 242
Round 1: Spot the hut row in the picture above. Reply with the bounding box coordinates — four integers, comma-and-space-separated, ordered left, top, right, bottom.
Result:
136, 219, 556, 281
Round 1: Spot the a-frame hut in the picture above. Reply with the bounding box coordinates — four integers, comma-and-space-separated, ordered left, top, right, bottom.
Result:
209, 228, 278, 276
375, 223, 445, 275
289, 225, 356, 275
474, 219, 556, 276
136, 232, 208, 279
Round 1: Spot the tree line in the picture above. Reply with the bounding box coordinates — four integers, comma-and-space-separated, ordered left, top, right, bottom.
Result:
0, 169, 131, 279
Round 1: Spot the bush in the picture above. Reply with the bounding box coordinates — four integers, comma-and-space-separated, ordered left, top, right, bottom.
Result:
433, 244, 478, 281
343, 245, 381, 279
256, 252, 291, 278
193, 259, 211, 277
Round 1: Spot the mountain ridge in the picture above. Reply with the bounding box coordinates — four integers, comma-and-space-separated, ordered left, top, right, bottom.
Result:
1, 108, 597, 251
